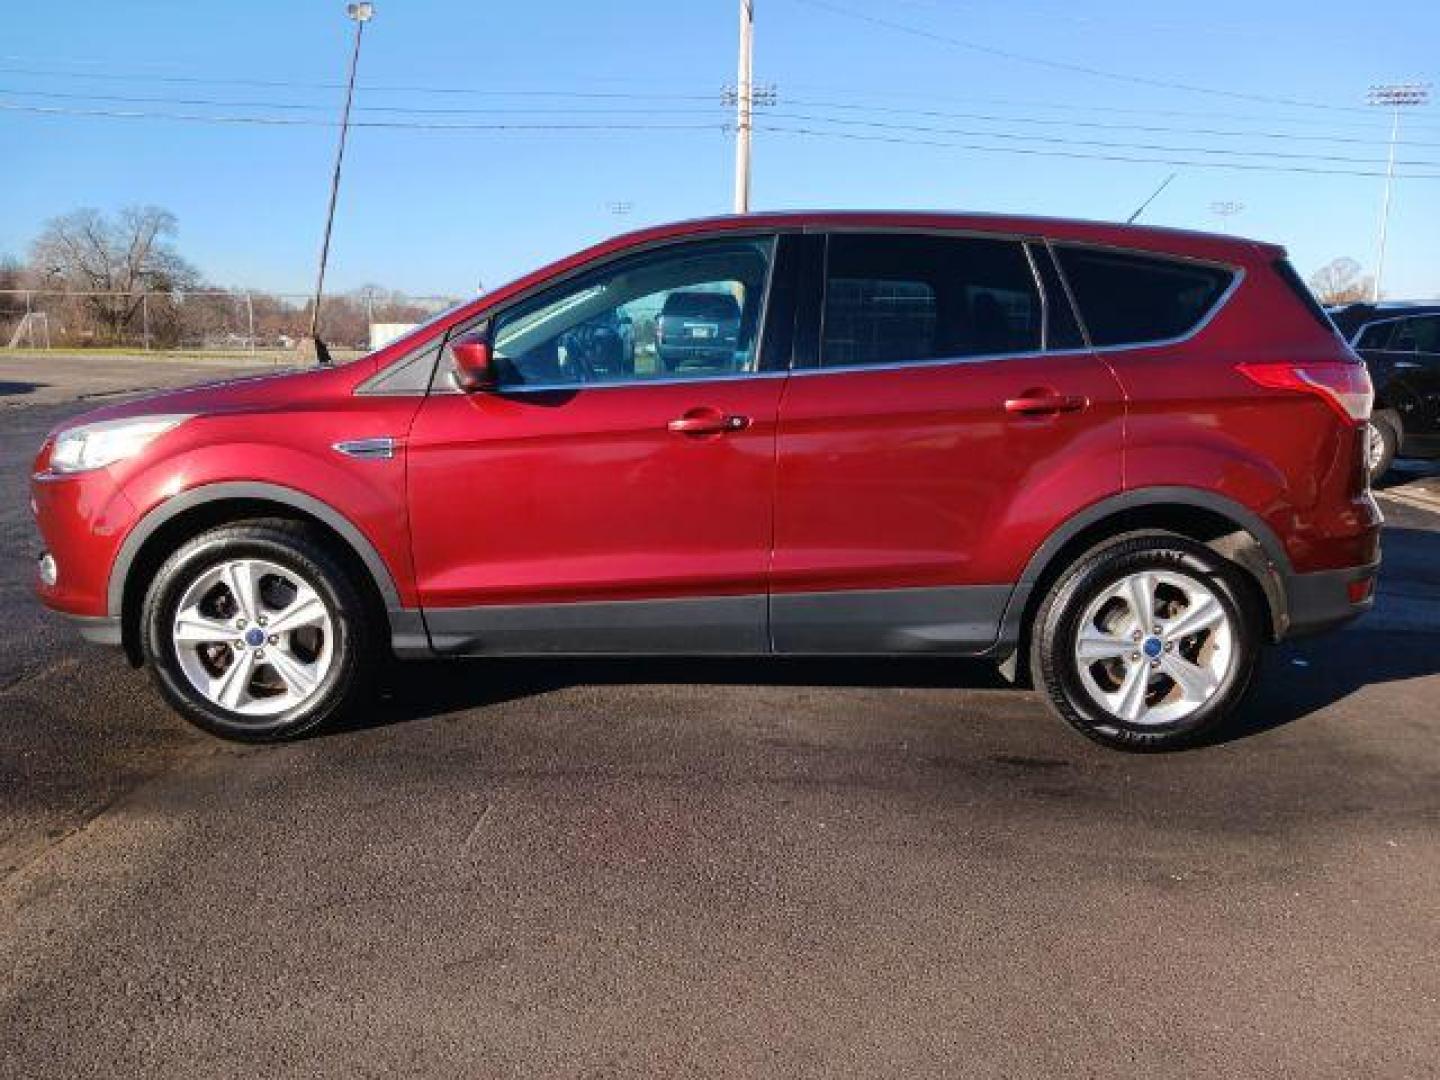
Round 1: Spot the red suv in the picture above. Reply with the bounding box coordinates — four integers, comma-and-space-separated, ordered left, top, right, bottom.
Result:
31, 212, 1381, 750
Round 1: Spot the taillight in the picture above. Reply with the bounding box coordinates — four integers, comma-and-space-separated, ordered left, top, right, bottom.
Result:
1236, 361, 1373, 421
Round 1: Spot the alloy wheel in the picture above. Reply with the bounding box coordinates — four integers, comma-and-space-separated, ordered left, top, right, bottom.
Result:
1072, 569, 1235, 727
170, 558, 335, 718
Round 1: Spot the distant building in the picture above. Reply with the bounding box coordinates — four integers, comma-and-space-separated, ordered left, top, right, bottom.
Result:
369, 322, 417, 350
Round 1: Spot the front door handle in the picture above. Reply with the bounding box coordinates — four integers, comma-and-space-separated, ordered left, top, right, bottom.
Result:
668, 407, 751, 436
1004, 392, 1089, 417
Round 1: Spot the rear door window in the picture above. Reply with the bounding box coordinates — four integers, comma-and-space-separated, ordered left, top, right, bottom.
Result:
820, 233, 1042, 367
1392, 315, 1440, 354
1056, 247, 1234, 347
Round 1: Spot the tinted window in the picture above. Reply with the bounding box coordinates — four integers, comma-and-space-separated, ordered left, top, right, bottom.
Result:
492, 237, 773, 386
821, 234, 1042, 367
1392, 315, 1440, 353
1356, 321, 1396, 350
1057, 247, 1234, 347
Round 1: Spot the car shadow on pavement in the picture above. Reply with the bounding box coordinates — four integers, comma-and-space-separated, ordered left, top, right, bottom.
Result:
342, 654, 1013, 738
332, 523, 1440, 749
1216, 625, 1440, 746
337, 625, 1439, 750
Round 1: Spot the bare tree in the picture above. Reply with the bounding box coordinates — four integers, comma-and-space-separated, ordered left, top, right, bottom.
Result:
0, 255, 28, 336
1309, 257, 1374, 306
29, 206, 200, 344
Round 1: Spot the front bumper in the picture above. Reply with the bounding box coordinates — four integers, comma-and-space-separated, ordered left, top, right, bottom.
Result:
31, 468, 138, 617
1284, 559, 1381, 638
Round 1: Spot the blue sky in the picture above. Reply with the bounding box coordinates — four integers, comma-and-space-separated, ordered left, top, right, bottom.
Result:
3, 0, 1437, 299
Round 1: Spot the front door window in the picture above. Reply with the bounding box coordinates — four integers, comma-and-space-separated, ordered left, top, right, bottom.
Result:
492, 237, 775, 387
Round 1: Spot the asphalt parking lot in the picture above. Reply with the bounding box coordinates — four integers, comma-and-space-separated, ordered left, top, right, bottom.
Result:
2, 355, 1439, 1077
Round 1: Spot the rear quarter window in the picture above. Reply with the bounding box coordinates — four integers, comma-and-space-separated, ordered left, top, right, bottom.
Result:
1355, 321, 1396, 350
1056, 247, 1234, 347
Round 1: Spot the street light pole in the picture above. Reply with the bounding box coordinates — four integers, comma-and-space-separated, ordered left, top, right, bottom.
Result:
733, 0, 754, 214
1209, 200, 1244, 235
1367, 82, 1430, 303
307, 2, 374, 357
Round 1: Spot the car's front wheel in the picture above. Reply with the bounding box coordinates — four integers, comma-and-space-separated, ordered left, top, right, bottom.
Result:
141, 520, 375, 741
1031, 533, 1262, 751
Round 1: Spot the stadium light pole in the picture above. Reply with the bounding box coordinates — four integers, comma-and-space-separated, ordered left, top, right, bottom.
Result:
1367, 82, 1430, 303
307, 2, 374, 358
1209, 200, 1244, 235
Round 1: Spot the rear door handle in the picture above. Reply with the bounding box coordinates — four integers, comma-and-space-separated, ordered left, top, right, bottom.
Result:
668, 407, 751, 436
1004, 393, 1089, 417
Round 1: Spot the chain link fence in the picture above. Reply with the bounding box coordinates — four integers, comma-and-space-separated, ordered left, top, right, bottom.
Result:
0, 289, 459, 353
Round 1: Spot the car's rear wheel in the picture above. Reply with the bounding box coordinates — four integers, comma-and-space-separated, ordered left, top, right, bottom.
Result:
1367, 411, 1400, 482
1031, 533, 1262, 751
141, 520, 375, 742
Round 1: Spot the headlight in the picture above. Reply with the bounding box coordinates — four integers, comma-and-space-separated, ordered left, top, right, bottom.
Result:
47, 415, 192, 474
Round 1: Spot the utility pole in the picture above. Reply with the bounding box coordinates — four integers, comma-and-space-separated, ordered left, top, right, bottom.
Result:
733, 0, 754, 214
1367, 83, 1429, 303
308, 2, 374, 356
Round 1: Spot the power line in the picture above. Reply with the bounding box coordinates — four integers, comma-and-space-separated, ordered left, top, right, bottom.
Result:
0, 64, 716, 101
778, 97, 1440, 149
753, 124, 1440, 180
8, 85, 1437, 147
12, 93, 1435, 168
8, 95, 1435, 179
7, 57, 1439, 136
759, 111, 1440, 168
778, 82, 1440, 134
0, 100, 725, 132
0, 85, 725, 117
787, 0, 1375, 115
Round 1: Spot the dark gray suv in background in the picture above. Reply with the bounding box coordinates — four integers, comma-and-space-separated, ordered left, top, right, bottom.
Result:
656, 289, 744, 372
1331, 302, 1440, 479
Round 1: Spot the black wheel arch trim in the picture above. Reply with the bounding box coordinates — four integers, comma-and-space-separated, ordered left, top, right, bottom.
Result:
107, 481, 405, 617
993, 486, 1295, 652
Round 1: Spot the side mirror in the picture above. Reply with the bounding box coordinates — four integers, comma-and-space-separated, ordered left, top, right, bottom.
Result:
449, 331, 498, 393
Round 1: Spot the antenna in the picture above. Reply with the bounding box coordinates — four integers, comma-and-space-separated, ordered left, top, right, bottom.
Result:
1126, 173, 1176, 224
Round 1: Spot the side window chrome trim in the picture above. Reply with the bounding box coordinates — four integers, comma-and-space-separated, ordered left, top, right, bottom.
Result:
787, 345, 1094, 379
464, 369, 793, 395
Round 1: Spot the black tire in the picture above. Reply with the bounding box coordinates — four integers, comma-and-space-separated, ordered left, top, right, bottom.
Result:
1030, 532, 1263, 752
141, 519, 377, 742
1367, 412, 1401, 483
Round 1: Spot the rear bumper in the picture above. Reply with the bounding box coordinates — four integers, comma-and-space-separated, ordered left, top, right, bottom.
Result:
657, 344, 735, 364
1283, 559, 1380, 638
